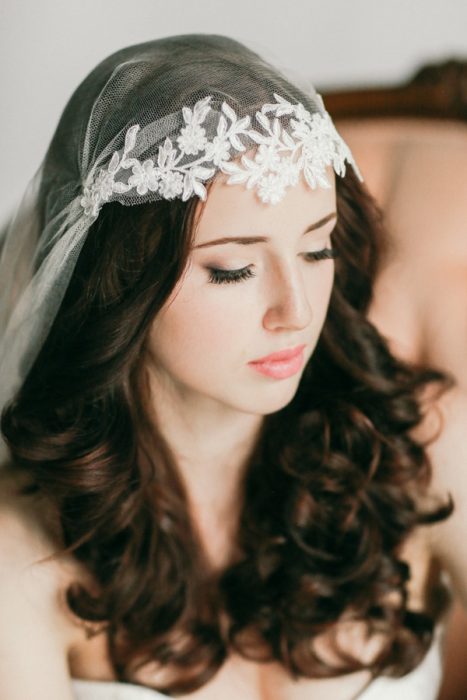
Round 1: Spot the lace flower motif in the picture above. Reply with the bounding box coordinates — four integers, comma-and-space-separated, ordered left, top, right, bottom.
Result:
80, 93, 361, 217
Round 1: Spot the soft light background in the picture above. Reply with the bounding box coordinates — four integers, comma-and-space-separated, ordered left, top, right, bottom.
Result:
1, 0, 465, 219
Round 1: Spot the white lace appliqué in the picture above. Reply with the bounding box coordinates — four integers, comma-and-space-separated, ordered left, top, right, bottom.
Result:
80, 93, 360, 217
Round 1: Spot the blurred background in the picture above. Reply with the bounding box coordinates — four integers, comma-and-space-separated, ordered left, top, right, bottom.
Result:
1, 0, 466, 218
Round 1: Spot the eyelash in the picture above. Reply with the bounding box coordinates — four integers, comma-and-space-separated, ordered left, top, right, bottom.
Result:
207, 248, 339, 285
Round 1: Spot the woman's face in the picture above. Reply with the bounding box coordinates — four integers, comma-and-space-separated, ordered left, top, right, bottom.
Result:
147, 170, 337, 416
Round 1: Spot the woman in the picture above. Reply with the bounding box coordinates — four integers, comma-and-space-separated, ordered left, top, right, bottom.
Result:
0, 34, 465, 700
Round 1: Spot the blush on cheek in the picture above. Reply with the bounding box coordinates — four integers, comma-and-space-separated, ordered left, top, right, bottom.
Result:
150, 290, 248, 377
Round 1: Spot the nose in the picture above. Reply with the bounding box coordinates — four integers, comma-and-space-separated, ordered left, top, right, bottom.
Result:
262, 261, 313, 332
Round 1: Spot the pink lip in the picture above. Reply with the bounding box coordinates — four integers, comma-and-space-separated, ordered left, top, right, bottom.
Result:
248, 344, 306, 379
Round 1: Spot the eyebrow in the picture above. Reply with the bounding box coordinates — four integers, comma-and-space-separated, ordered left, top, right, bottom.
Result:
193, 212, 337, 249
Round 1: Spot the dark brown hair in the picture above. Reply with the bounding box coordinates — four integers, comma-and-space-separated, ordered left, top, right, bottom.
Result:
1, 34, 453, 695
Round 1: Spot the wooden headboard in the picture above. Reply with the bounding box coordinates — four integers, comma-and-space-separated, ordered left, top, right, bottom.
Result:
320, 59, 467, 121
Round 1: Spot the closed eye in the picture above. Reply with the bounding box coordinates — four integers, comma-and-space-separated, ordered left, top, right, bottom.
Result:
207, 266, 256, 285
207, 247, 338, 285
302, 248, 339, 262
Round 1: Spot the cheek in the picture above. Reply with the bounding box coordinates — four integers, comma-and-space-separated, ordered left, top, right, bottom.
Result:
322, 264, 335, 306
148, 262, 335, 376
307, 263, 335, 328
149, 281, 253, 375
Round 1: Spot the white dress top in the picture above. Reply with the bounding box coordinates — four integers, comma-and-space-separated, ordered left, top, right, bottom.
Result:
72, 624, 444, 700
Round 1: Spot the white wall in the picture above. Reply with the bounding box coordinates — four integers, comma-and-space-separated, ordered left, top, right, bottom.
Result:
1, 0, 466, 218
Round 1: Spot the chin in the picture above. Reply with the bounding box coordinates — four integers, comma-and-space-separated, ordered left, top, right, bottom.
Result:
238, 378, 302, 416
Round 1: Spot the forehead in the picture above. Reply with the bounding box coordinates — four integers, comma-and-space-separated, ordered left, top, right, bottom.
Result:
194, 168, 337, 243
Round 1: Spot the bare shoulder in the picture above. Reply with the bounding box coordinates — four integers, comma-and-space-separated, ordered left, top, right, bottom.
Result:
0, 467, 89, 643
415, 385, 467, 606
0, 468, 79, 698
0, 468, 62, 573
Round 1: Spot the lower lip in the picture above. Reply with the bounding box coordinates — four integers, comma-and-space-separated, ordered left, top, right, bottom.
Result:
248, 349, 305, 379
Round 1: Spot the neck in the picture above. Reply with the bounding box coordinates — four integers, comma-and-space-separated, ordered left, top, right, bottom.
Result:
146, 368, 263, 562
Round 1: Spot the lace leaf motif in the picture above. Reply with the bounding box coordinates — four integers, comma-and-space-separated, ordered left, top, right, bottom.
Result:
80, 93, 360, 217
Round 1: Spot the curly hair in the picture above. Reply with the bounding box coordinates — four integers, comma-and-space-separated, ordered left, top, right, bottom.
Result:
1, 35, 453, 695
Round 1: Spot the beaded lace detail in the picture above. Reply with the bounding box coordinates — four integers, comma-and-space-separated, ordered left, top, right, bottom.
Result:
80, 93, 360, 216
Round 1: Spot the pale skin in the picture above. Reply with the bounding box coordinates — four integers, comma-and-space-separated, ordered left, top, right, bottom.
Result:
1, 166, 467, 700
145, 171, 335, 567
